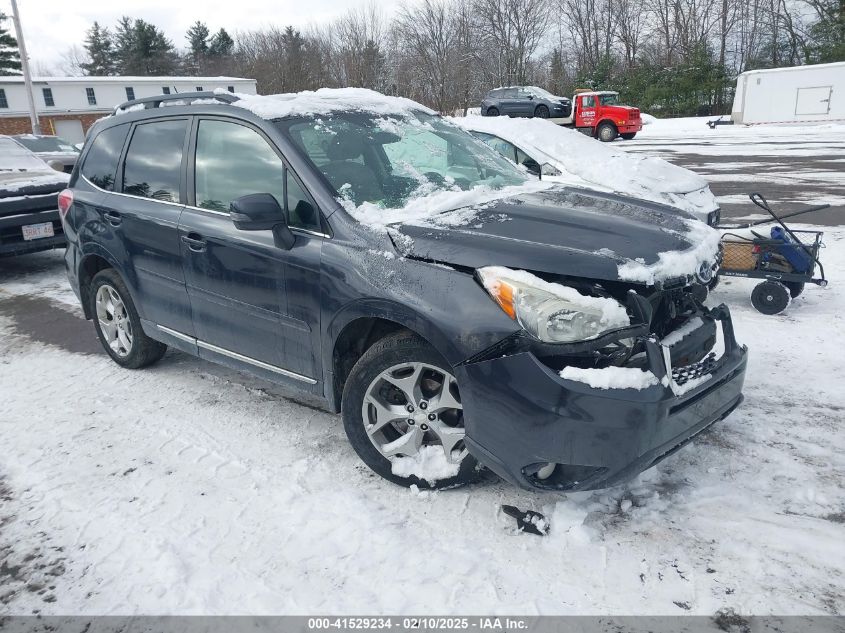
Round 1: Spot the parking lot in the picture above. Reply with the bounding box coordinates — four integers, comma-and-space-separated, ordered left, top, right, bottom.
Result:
2, 119, 844, 616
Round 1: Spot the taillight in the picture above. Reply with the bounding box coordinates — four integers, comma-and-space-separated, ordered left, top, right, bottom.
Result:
58, 189, 73, 218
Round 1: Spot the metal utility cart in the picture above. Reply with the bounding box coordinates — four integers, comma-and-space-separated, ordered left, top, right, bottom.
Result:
717, 193, 829, 315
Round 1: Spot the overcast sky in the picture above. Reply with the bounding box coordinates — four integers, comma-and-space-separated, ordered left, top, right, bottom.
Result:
2, 0, 394, 73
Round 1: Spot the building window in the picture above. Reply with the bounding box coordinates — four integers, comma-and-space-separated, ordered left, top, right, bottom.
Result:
125, 87, 136, 101
42, 88, 55, 107
0, 89, 7, 109
86, 88, 97, 105
195, 86, 203, 92
227, 86, 235, 93
162, 87, 171, 95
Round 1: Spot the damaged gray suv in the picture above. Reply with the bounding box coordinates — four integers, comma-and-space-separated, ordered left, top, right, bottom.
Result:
60, 88, 747, 492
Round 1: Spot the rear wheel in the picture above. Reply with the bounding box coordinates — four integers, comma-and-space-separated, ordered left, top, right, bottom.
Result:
341, 332, 478, 489
486, 106, 499, 117
597, 122, 618, 142
90, 269, 167, 368
534, 105, 550, 118
621, 132, 637, 140
751, 280, 790, 315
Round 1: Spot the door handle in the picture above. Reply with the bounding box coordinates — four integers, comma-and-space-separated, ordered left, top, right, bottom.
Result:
181, 233, 207, 252
102, 209, 122, 226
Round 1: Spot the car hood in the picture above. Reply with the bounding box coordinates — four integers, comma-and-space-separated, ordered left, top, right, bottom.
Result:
0, 169, 69, 198
387, 188, 720, 285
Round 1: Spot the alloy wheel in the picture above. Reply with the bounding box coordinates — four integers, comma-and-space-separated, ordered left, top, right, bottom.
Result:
95, 284, 133, 357
361, 362, 467, 464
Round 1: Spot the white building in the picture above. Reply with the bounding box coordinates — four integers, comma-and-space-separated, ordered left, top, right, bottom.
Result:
731, 61, 845, 125
0, 76, 258, 142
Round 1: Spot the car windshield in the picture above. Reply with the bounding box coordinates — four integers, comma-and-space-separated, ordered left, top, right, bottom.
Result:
599, 93, 619, 105
279, 111, 527, 211
14, 135, 79, 153
0, 138, 50, 171
527, 86, 556, 99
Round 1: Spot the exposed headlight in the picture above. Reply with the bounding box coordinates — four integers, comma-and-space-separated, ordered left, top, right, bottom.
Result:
477, 267, 630, 343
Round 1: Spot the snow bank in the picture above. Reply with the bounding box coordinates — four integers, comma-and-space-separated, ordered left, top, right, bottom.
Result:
617, 218, 721, 284
450, 116, 718, 219
478, 266, 631, 329
560, 366, 659, 390
230, 87, 436, 120
390, 445, 460, 485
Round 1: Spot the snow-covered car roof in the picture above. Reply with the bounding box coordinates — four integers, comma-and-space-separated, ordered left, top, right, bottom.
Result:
229, 87, 436, 121
0, 136, 70, 194
0, 136, 54, 171
451, 116, 718, 220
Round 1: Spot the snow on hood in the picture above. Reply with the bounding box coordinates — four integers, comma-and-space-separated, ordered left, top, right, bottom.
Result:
340, 180, 554, 231
451, 116, 717, 217
0, 170, 69, 196
229, 87, 436, 120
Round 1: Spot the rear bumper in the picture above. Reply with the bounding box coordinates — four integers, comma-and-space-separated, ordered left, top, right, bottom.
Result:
456, 304, 747, 491
0, 209, 65, 257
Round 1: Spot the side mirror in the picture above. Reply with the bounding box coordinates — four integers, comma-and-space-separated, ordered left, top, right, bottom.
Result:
48, 159, 65, 172
230, 193, 295, 250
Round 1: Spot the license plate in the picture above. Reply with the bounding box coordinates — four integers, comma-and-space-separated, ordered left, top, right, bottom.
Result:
22, 222, 55, 241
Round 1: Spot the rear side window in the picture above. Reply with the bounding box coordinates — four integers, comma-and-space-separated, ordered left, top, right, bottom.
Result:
80, 124, 129, 191
122, 120, 187, 202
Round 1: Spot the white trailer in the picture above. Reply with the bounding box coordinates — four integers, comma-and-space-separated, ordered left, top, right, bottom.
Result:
731, 61, 845, 125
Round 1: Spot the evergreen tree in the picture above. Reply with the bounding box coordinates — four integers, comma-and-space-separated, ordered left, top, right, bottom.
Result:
0, 11, 22, 76
208, 29, 234, 57
282, 26, 306, 91
81, 22, 115, 75
113, 17, 178, 75
186, 21, 210, 73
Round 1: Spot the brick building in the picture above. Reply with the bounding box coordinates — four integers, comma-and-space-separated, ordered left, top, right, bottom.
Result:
0, 76, 257, 142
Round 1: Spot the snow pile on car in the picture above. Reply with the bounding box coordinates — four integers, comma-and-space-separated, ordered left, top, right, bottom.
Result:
560, 366, 659, 390
450, 116, 718, 219
616, 217, 722, 284
229, 87, 437, 120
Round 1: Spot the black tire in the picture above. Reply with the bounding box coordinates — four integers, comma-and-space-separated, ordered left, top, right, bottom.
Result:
597, 122, 618, 142
708, 275, 720, 291
341, 331, 479, 490
690, 284, 709, 303
784, 281, 805, 298
90, 268, 167, 368
534, 104, 550, 119
620, 132, 637, 140
486, 106, 499, 117
751, 280, 790, 315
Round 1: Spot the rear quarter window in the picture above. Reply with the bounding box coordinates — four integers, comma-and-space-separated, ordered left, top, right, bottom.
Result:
79, 124, 129, 191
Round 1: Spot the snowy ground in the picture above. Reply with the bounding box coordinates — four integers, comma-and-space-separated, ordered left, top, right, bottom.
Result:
1, 230, 844, 616
621, 117, 845, 226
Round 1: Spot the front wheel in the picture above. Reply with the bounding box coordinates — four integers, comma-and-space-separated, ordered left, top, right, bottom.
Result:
597, 122, 618, 142
485, 106, 499, 117
620, 132, 637, 140
90, 269, 167, 368
534, 105, 550, 118
341, 332, 478, 489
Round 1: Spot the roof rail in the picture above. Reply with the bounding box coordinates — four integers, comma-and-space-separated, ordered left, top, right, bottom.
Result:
112, 91, 240, 115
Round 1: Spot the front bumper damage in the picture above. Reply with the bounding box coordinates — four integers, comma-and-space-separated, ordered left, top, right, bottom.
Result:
456, 303, 747, 491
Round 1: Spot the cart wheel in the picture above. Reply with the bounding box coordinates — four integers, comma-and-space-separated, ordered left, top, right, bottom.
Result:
784, 281, 804, 298
751, 281, 790, 314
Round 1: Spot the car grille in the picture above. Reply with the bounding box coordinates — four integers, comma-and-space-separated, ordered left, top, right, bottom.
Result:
672, 351, 718, 386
